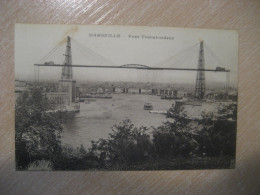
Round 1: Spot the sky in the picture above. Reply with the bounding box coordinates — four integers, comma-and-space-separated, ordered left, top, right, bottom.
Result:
15, 24, 238, 86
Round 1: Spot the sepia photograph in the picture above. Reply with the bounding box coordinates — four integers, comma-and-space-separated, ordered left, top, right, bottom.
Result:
15, 24, 238, 170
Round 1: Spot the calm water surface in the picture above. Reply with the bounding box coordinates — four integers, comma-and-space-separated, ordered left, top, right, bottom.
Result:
62, 94, 174, 149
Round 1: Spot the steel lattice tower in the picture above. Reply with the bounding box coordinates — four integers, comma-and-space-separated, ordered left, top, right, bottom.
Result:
61, 36, 73, 80
59, 36, 76, 103
195, 41, 205, 100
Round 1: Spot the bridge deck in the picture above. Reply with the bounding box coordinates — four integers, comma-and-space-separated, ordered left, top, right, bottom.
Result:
34, 64, 230, 72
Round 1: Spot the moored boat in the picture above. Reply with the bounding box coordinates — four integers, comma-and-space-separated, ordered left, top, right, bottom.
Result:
161, 95, 182, 100
144, 103, 153, 110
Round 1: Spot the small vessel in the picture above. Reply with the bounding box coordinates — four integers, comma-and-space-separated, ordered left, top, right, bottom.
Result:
87, 99, 96, 102
149, 110, 167, 114
184, 101, 202, 106
84, 94, 112, 99
161, 95, 182, 100
144, 103, 153, 110
84, 100, 90, 104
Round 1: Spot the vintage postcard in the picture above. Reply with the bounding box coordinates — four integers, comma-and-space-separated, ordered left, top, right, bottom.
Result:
15, 24, 238, 170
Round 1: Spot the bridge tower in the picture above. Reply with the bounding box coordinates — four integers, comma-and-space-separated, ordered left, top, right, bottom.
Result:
61, 36, 73, 79
195, 40, 206, 100
59, 36, 76, 103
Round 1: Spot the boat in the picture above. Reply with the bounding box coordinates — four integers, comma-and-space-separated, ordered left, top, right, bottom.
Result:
84, 94, 112, 99
149, 110, 167, 114
87, 98, 96, 102
84, 100, 90, 104
144, 103, 153, 110
184, 101, 202, 106
161, 95, 182, 100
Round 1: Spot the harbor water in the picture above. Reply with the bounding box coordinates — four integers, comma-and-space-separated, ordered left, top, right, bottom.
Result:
61, 94, 174, 149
